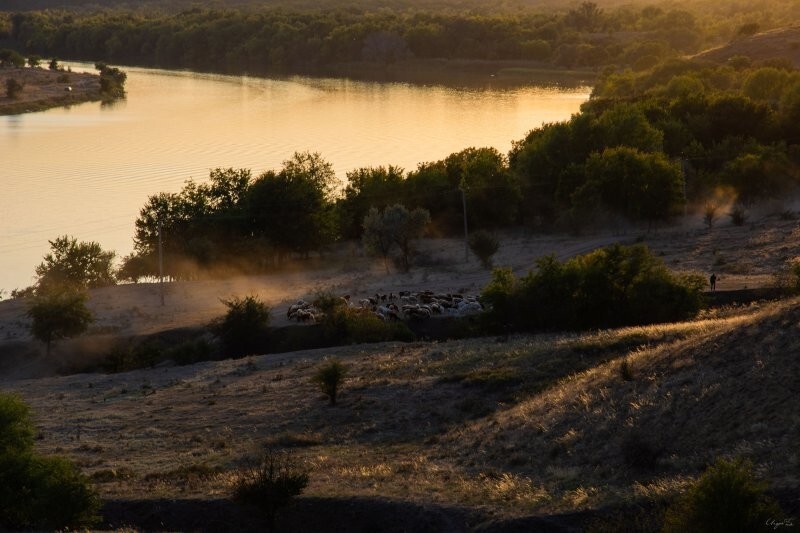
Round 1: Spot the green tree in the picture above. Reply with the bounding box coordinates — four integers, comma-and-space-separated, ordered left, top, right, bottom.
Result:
362, 207, 396, 273
445, 147, 520, 229
26, 289, 93, 356
362, 204, 430, 273
565, 2, 604, 31
131, 168, 252, 278
0, 394, 33, 456
337, 165, 405, 240
311, 358, 347, 406
0, 48, 25, 67
0, 393, 100, 530
508, 114, 595, 224
575, 147, 684, 225
247, 153, 337, 259
594, 104, 664, 153
27, 55, 41, 68
95, 62, 127, 97
721, 147, 797, 205
404, 160, 460, 231
742, 67, 788, 104
468, 230, 500, 269
280, 150, 337, 202
34, 236, 116, 292
212, 295, 271, 357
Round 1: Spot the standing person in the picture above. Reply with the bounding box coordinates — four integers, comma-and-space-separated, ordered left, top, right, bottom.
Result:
709, 273, 717, 291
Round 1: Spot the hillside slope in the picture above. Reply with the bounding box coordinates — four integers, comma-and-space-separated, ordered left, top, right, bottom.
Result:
2, 297, 797, 530
693, 26, 800, 67
437, 297, 800, 513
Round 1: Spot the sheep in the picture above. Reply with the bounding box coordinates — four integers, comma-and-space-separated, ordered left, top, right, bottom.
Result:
287, 300, 309, 318
294, 308, 316, 322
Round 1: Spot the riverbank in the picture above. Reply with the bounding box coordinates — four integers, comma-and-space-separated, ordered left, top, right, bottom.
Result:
0, 66, 102, 115
319, 59, 598, 88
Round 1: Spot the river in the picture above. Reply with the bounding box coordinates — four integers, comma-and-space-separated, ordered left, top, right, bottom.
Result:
0, 64, 589, 293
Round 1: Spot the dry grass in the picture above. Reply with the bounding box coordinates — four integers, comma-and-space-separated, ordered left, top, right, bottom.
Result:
0, 67, 101, 115
0, 215, 799, 528
1, 295, 797, 524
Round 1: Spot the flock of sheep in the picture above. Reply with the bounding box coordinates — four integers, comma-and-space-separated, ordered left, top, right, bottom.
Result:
286, 291, 484, 323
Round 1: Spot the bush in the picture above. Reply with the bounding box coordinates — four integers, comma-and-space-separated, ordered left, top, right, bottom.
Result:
482, 244, 704, 332
729, 204, 748, 226
311, 358, 347, 405
0, 393, 100, 530
96, 62, 127, 98
468, 230, 500, 269
5, 78, 23, 99
26, 289, 93, 356
775, 259, 800, 294
619, 357, 634, 381
212, 295, 271, 357
663, 457, 783, 533
0, 394, 33, 456
233, 449, 309, 532
314, 290, 413, 344
102, 338, 214, 372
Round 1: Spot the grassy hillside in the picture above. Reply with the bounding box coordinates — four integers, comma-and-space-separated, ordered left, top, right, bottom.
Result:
4, 295, 797, 530
694, 26, 800, 68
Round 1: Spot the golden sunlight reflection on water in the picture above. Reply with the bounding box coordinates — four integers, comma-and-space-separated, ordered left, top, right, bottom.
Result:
0, 64, 588, 291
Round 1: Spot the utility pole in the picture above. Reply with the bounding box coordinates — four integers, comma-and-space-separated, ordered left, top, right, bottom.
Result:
158, 221, 164, 306
461, 188, 469, 263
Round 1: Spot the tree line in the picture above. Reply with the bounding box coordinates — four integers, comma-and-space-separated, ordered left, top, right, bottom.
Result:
11, 56, 800, 286
16, 57, 800, 283
3, 1, 796, 76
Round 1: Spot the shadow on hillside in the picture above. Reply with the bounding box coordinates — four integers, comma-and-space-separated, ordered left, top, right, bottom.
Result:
101, 495, 598, 532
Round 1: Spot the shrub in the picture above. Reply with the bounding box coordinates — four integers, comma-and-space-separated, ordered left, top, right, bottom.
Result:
102, 338, 214, 372
482, 244, 704, 332
96, 62, 127, 98
362, 204, 430, 273
233, 449, 309, 532
775, 259, 800, 294
311, 358, 347, 405
619, 357, 634, 381
469, 230, 500, 269
5, 78, 23, 99
663, 457, 783, 533
212, 295, 271, 357
314, 290, 413, 344
0, 393, 100, 530
167, 338, 214, 365
0, 394, 33, 456
26, 289, 93, 356
729, 204, 748, 226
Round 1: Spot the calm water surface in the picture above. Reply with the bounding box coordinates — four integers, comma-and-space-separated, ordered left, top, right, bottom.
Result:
0, 64, 589, 292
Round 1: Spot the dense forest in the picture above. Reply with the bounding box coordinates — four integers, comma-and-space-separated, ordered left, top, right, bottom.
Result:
1, 1, 799, 76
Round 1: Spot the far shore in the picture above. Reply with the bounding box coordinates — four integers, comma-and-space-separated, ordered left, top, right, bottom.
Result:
0, 66, 102, 115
